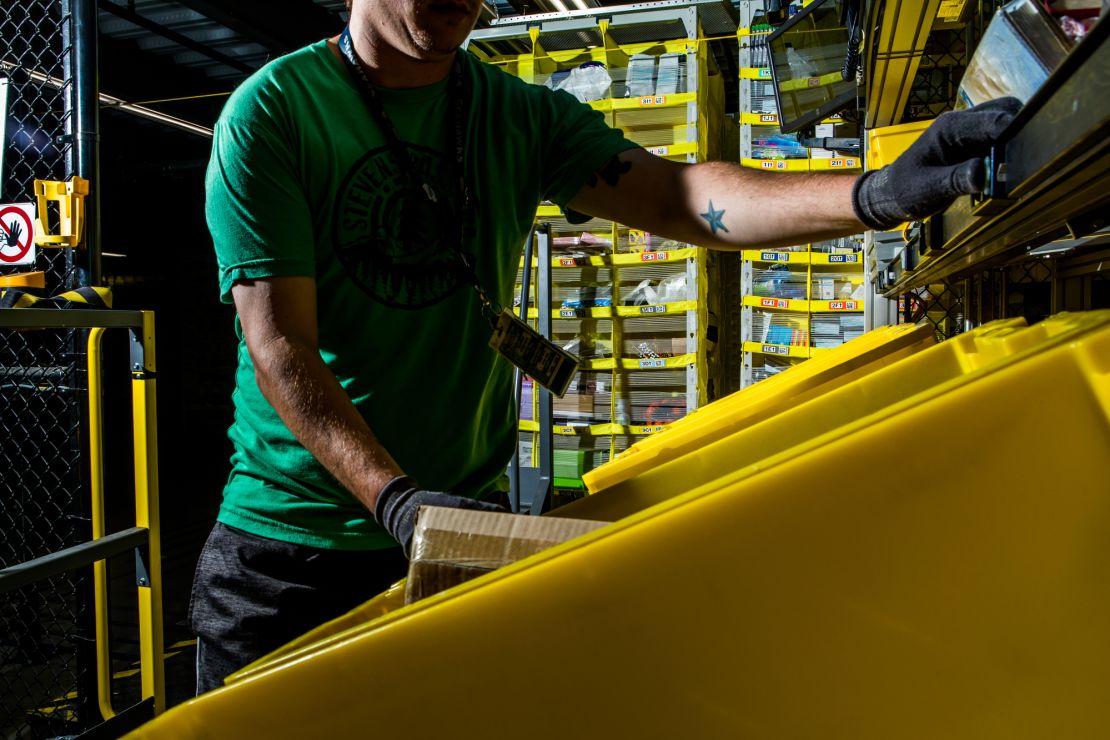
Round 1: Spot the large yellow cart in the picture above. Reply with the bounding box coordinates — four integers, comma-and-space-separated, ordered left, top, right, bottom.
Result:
131, 311, 1110, 739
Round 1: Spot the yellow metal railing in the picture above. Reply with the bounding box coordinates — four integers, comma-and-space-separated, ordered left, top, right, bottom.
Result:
0, 308, 165, 731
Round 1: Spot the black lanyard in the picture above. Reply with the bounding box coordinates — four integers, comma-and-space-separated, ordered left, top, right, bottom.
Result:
337, 26, 500, 317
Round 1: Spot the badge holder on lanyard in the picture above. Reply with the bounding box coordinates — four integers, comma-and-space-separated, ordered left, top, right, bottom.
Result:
337, 27, 578, 396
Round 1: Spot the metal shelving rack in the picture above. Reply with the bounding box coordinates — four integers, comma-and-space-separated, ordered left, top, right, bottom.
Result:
466, 0, 737, 491
733, 0, 866, 387
735, 0, 864, 173
864, 0, 1109, 335
739, 240, 867, 386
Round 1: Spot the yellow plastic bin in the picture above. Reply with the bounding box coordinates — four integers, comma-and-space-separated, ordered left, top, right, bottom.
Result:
866, 118, 933, 170
583, 321, 940, 495
570, 316, 1033, 522
130, 310, 1110, 740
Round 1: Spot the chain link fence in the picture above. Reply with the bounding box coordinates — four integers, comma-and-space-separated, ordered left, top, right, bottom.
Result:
2, 1, 98, 736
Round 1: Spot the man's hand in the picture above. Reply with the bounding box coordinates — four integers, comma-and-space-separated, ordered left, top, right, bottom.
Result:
374, 476, 506, 555
852, 97, 1022, 231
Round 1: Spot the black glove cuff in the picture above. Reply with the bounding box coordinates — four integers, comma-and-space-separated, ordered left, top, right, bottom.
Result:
851, 169, 893, 231
373, 475, 418, 524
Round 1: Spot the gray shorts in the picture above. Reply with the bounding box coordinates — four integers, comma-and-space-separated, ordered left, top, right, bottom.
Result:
188, 522, 406, 694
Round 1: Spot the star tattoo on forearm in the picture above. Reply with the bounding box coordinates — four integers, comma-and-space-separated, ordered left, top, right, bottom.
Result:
700, 200, 728, 235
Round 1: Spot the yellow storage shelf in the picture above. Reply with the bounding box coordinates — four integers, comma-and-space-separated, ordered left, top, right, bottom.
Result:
576, 313, 1092, 519
574, 353, 696, 372
587, 91, 696, 112
742, 295, 809, 313
810, 299, 865, 312
808, 156, 862, 171
779, 71, 844, 92
810, 252, 863, 266
739, 66, 772, 80
522, 248, 699, 269
614, 301, 696, 317
643, 142, 698, 159
741, 157, 812, 171
519, 421, 671, 436
610, 247, 697, 265
740, 249, 810, 264
132, 310, 1110, 740
740, 112, 782, 126
526, 301, 696, 320
742, 340, 810, 358
585, 322, 937, 494
619, 353, 696, 370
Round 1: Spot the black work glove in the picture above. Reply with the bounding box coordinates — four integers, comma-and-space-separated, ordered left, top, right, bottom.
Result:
852, 97, 1022, 231
373, 476, 506, 556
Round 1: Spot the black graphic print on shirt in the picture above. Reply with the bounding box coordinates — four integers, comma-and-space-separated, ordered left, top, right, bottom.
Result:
333, 144, 473, 309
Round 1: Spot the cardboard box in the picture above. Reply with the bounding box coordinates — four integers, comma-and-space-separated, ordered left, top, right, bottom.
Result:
405, 507, 608, 604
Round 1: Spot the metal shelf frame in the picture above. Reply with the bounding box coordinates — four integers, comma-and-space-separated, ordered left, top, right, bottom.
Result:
884, 21, 1110, 297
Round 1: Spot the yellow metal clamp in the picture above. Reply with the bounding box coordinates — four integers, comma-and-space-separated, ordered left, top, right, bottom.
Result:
33, 176, 89, 247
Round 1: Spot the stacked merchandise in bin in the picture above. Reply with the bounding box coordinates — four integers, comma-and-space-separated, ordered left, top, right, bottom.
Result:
736, 0, 863, 173
468, 5, 729, 490
741, 236, 866, 387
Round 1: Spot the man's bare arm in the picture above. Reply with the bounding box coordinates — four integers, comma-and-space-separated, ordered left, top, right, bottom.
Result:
568, 102, 1022, 246
567, 149, 865, 250
232, 276, 403, 512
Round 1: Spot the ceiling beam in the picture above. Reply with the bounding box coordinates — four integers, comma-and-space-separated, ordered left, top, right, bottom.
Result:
169, 0, 343, 52
98, 0, 256, 74
97, 33, 231, 125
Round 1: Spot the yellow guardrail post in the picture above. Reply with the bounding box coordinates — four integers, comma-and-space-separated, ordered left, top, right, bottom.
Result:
86, 326, 117, 721
130, 310, 165, 714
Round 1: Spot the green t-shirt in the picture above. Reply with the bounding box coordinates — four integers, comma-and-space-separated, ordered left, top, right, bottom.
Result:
206, 41, 637, 550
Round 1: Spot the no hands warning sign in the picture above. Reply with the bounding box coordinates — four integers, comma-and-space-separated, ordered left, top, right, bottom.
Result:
0, 203, 36, 266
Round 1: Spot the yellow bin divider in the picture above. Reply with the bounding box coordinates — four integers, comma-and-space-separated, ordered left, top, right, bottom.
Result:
564, 314, 1073, 523
129, 310, 1110, 739
583, 321, 943, 495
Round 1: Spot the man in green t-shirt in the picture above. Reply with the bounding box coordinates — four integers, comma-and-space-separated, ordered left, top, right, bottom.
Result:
193, 0, 1019, 692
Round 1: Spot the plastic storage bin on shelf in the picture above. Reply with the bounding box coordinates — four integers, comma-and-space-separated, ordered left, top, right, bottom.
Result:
484, 7, 727, 488
584, 320, 938, 494
568, 312, 1087, 521
131, 309, 1110, 740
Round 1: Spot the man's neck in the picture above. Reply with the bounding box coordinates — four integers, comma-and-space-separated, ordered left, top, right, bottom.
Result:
338, 21, 455, 89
